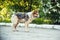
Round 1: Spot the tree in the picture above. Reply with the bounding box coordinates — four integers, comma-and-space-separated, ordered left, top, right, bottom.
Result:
0, 0, 42, 22
42, 0, 60, 24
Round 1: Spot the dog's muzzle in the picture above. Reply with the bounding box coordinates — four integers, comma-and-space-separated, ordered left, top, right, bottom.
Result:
34, 14, 39, 18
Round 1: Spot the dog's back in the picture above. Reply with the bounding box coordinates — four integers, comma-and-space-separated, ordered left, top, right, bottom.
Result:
11, 12, 29, 23
15, 13, 29, 20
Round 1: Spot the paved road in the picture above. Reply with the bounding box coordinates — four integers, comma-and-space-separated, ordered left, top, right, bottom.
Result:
0, 26, 60, 40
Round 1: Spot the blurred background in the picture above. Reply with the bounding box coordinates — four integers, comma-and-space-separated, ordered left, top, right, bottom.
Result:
0, 0, 60, 24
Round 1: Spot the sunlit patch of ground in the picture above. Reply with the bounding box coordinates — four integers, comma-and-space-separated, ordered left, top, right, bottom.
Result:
0, 26, 60, 40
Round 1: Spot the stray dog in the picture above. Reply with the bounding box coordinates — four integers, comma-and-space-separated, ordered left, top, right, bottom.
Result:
11, 10, 39, 32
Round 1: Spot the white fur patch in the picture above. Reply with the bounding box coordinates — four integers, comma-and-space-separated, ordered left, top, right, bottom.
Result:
11, 14, 18, 24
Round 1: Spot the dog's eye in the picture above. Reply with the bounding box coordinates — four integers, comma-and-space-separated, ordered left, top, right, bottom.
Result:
36, 14, 38, 15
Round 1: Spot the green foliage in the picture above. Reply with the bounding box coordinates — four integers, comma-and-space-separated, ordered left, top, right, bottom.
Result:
42, 0, 60, 24
3, 0, 42, 12
32, 18, 44, 24
4, 18, 11, 23
0, 0, 42, 23
32, 18, 53, 24
0, 0, 60, 24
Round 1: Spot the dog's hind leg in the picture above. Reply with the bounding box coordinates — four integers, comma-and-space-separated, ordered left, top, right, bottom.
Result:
13, 22, 19, 31
11, 15, 19, 31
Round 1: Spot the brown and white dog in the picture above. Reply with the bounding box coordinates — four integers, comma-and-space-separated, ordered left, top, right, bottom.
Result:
11, 10, 39, 32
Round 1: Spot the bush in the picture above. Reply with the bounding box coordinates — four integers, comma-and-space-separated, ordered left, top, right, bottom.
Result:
43, 19, 53, 24
4, 18, 11, 23
32, 18, 44, 24
0, 18, 2, 22
32, 18, 53, 24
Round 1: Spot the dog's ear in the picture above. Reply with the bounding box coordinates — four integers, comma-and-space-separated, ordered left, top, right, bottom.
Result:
32, 10, 38, 15
34, 9, 39, 11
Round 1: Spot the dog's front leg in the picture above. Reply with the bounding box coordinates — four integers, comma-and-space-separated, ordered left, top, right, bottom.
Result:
24, 19, 32, 32
25, 21, 30, 32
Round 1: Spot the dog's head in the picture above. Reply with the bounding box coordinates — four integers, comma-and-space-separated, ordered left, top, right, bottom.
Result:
32, 10, 39, 18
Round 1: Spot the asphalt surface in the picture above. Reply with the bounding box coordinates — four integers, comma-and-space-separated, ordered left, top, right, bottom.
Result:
0, 26, 60, 40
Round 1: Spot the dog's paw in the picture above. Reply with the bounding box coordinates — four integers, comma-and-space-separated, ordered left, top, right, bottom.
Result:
12, 30, 19, 32
16, 30, 19, 32
25, 30, 29, 32
12, 30, 15, 32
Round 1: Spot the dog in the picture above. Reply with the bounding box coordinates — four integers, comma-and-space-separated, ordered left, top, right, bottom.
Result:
11, 10, 39, 32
